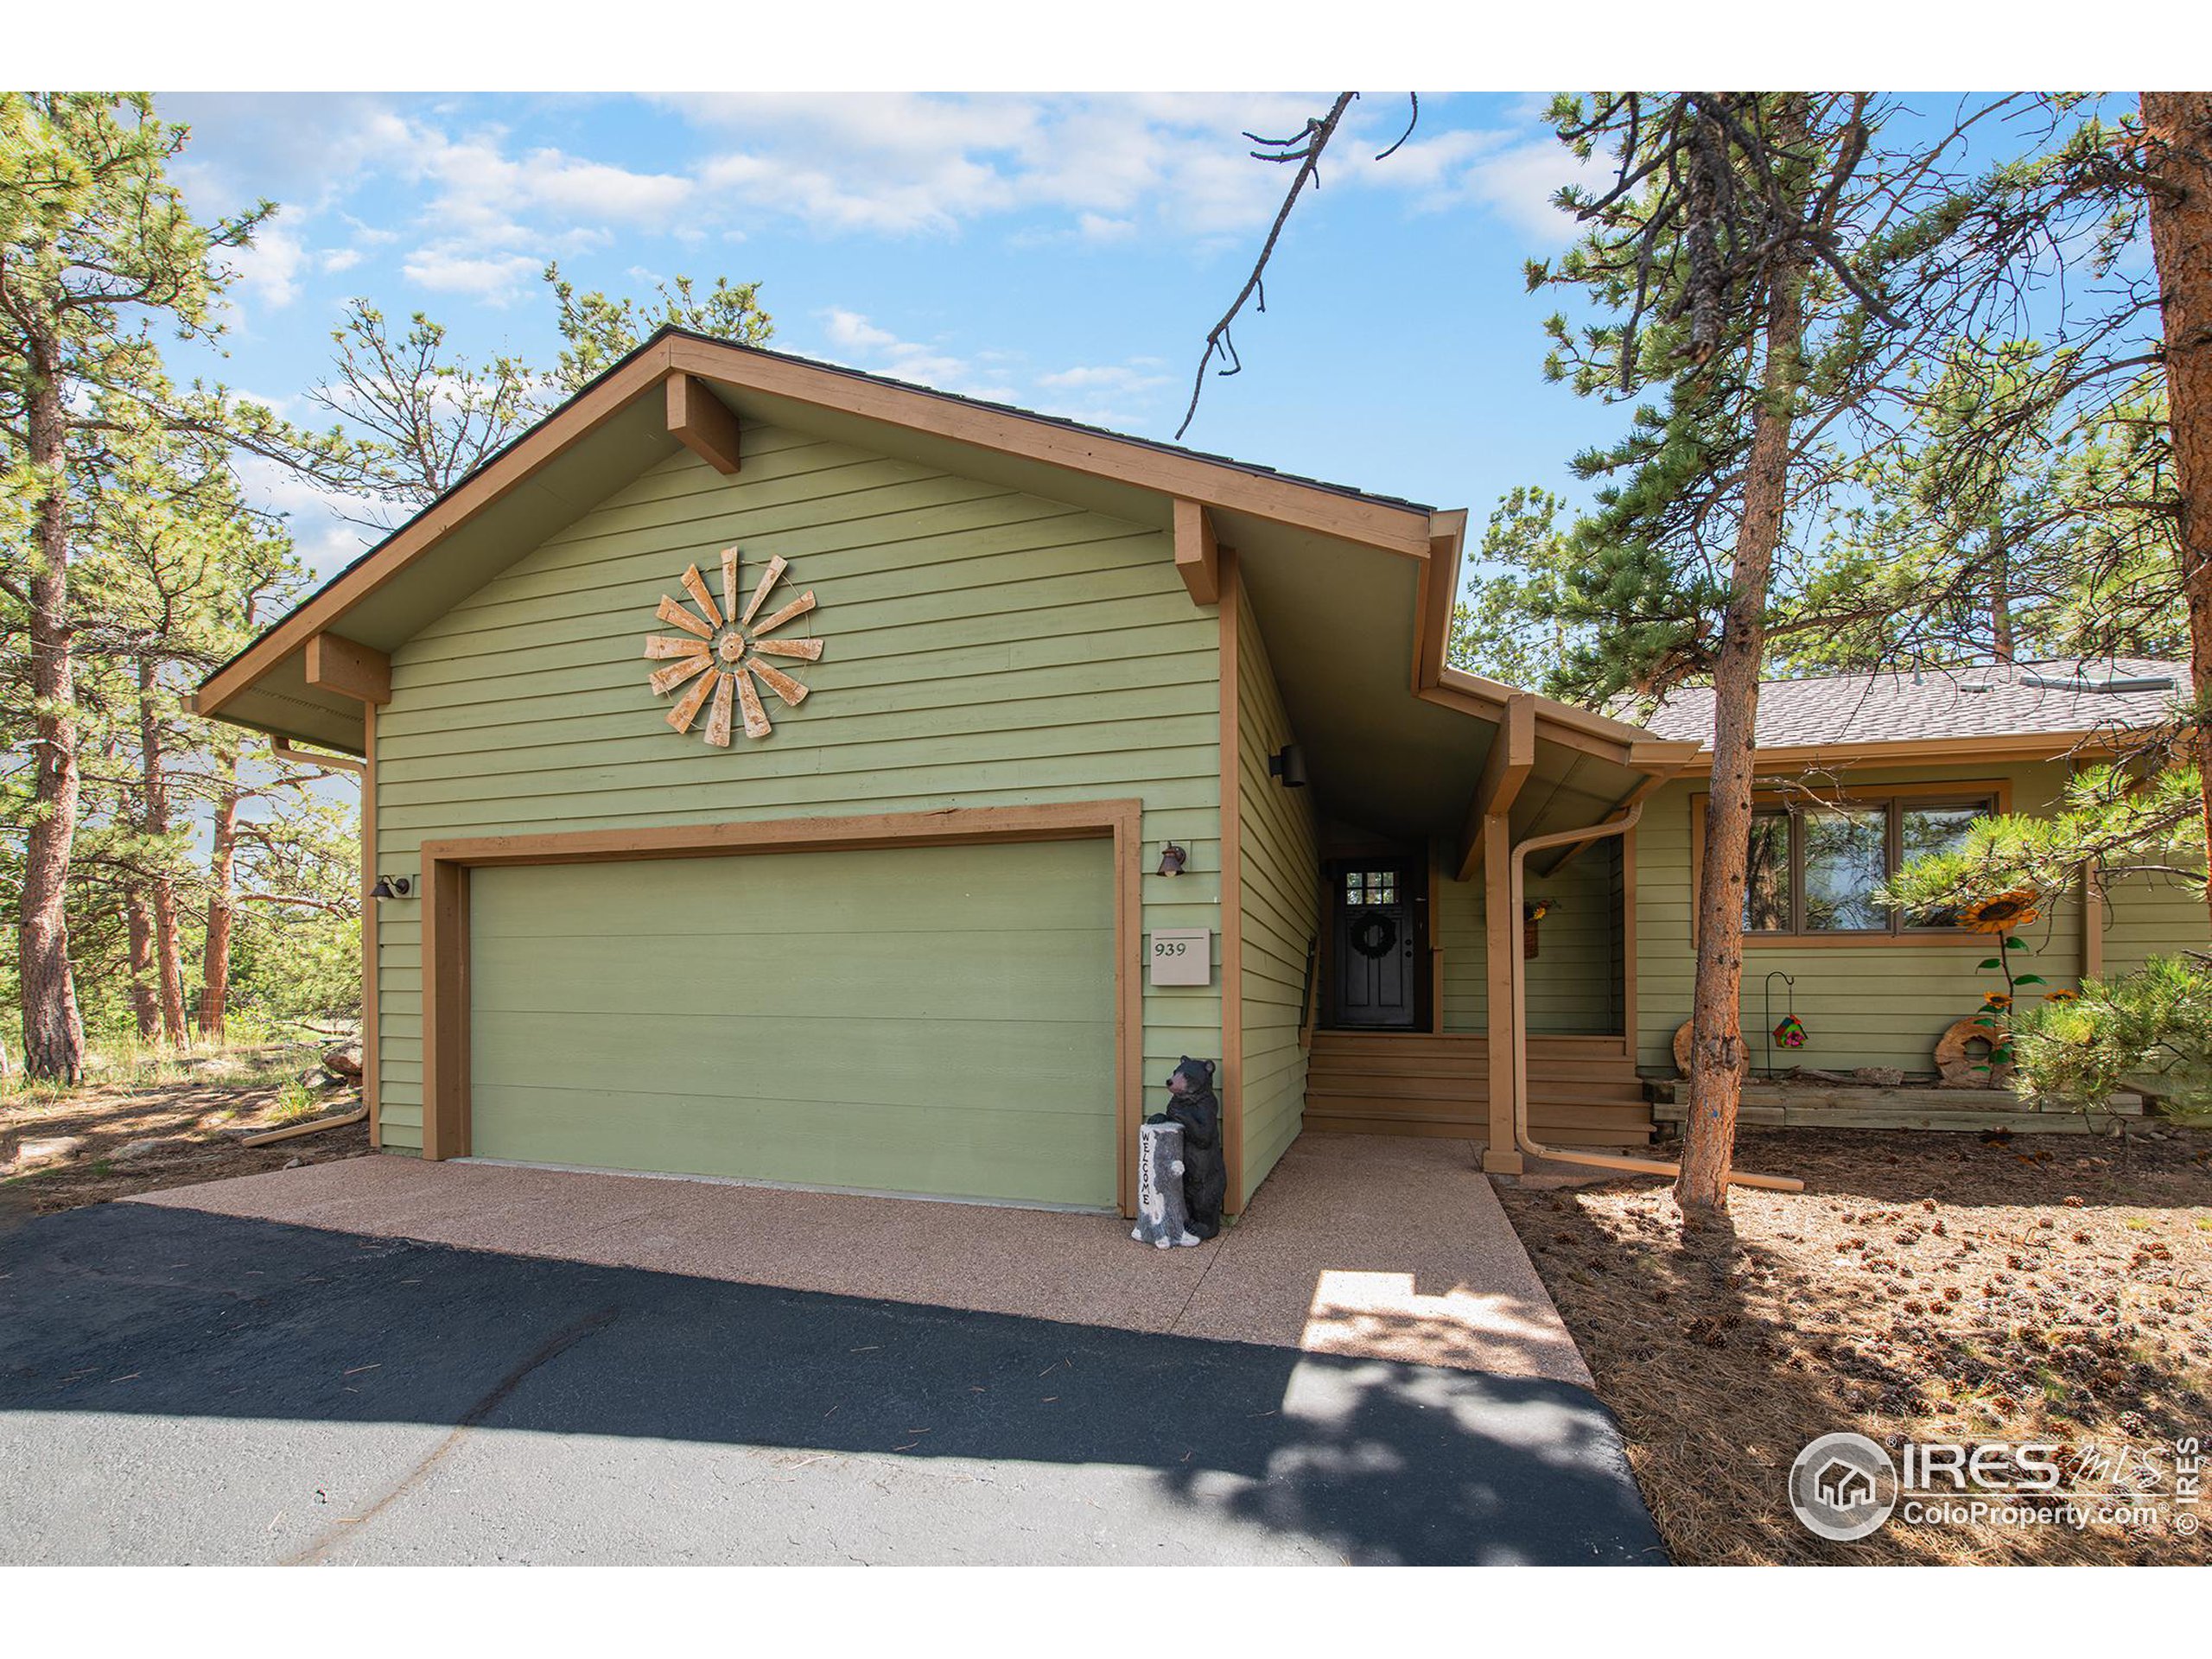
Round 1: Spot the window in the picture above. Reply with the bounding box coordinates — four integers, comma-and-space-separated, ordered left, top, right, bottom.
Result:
1344, 869, 1398, 906
1728, 792, 1995, 938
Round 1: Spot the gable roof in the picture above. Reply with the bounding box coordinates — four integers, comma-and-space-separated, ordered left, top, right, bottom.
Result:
1636, 658, 2187, 760
190, 327, 1458, 742
189, 327, 1688, 829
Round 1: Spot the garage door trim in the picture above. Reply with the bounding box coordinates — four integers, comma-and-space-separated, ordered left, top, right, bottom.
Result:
416, 799, 1146, 1213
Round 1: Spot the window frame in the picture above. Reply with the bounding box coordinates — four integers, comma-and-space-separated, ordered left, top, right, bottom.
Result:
1691, 779, 2012, 947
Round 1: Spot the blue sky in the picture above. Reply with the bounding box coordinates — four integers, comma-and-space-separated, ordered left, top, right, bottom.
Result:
156, 91, 1618, 580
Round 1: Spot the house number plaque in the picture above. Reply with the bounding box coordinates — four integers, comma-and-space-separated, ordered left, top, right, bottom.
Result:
1147, 929, 1211, 987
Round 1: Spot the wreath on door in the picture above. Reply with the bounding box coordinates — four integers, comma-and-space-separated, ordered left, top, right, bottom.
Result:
1351, 914, 1400, 959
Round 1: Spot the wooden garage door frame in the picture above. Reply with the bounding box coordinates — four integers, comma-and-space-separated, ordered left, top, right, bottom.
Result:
416, 799, 1146, 1214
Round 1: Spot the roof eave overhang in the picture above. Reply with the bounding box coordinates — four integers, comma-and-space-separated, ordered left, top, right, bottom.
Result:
195, 331, 1448, 734
1402, 507, 1683, 773
1688, 729, 2145, 771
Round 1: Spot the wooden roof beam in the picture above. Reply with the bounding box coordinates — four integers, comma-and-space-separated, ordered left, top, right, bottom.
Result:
1456, 692, 1536, 881
304, 632, 392, 706
666, 371, 741, 474
1173, 499, 1222, 606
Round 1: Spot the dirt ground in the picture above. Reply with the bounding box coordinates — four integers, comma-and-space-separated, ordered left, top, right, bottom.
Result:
0, 1052, 372, 1220
1496, 1125, 2212, 1565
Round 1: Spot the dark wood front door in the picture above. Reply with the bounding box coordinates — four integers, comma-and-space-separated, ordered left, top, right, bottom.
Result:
1332, 862, 1417, 1028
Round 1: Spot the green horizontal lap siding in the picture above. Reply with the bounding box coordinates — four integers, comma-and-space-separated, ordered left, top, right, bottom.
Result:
2098, 861, 2208, 977
373, 422, 1220, 1155
1234, 600, 1320, 1205
468, 842, 1116, 1205
1433, 838, 1621, 1035
1633, 764, 2087, 1076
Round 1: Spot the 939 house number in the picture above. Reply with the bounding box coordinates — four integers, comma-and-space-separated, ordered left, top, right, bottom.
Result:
1147, 929, 1211, 987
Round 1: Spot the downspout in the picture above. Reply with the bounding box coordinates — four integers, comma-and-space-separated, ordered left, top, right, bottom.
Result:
1506, 806, 1802, 1192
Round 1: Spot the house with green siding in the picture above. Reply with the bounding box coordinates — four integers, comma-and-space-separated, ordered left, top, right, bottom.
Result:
191, 332, 2204, 1217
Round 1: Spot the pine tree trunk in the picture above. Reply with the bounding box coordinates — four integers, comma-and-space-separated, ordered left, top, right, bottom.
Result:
2140, 92, 2212, 938
137, 657, 188, 1047
1676, 104, 1813, 1217
125, 887, 160, 1042
1990, 521, 2015, 663
16, 332, 86, 1084
199, 742, 243, 1044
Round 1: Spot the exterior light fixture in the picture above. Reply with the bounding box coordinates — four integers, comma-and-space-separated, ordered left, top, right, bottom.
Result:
369, 875, 414, 900
1268, 744, 1308, 788
1155, 843, 1189, 876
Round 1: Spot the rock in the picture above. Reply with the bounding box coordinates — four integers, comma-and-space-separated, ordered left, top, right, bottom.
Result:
111, 1137, 181, 1162
1853, 1066, 1906, 1088
190, 1056, 247, 1080
15, 1136, 85, 1169
321, 1041, 364, 1081
283, 1157, 303, 1169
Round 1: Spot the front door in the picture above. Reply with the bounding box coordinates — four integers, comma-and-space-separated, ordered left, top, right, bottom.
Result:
1332, 863, 1417, 1028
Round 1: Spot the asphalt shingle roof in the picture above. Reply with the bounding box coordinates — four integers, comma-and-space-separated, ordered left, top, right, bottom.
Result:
1634, 658, 2189, 750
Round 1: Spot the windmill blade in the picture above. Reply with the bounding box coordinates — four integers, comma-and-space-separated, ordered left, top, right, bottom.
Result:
649, 653, 715, 696
681, 563, 724, 628
751, 590, 817, 637
750, 636, 824, 662
733, 661, 773, 739
721, 546, 740, 620
666, 669, 717, 734
644, 634, 713, 659
656, 594, 714, 639
704, 671, 735, 748
738, 554, 788, 626
747, 657, 810, 707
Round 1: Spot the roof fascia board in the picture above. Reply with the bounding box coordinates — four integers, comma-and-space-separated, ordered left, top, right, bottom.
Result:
1730, 730, 2139, 769
666, 335, 1433, 557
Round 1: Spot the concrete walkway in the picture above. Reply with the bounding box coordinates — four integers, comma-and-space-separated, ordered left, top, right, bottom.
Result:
130, 1133, 1592, 1389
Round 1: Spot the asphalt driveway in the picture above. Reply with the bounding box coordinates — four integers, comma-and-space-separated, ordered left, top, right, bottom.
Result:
0, 1198, 1663, 1565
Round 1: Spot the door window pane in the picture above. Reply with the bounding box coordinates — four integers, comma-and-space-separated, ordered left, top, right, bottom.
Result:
1344, 870, 1397, 905
1745, 810, 1790, 931
1802, 807, 1889, 931
1899, 802, 1988, 927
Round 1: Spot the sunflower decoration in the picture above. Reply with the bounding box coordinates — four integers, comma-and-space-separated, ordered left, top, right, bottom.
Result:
1980, 993, 2012, 1013
640, 547, 823, 747
2043, 987, 2082, 1003
1961, 889, 2041, 933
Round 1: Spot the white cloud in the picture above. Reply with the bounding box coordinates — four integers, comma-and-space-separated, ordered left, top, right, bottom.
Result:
400, 248, 542, 301
809, 308, 1016, 403
822, 308, 899, 353
1036, 364, 1169, 394
229, 450, 378, 581
319, 247, 365, 274
230, 224, 308, 308
671, 92, 1325, 242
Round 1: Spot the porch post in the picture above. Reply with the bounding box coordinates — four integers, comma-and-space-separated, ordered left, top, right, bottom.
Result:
1481, 813, 1523, 1173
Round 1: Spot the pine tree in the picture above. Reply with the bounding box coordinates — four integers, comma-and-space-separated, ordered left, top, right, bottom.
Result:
1523, 92, 2026, 1211
0, 93, 273, 1081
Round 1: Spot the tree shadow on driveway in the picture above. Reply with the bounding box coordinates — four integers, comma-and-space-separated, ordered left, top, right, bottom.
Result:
0, 1200, 1663, 1566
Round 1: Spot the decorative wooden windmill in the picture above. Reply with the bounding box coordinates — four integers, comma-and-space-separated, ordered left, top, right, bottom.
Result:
641, 547, 823, 746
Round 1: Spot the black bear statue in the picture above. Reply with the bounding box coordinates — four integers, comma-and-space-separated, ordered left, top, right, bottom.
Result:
1146, 1057, 1225, 1240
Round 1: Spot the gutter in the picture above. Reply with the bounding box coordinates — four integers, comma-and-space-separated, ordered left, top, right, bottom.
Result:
1504, 805, 1803, 1192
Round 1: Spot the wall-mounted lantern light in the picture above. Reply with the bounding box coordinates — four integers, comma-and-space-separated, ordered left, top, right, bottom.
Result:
369, 875, 415, 900
1268, 744, 1307, 788
1155, 842, 1189, 877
